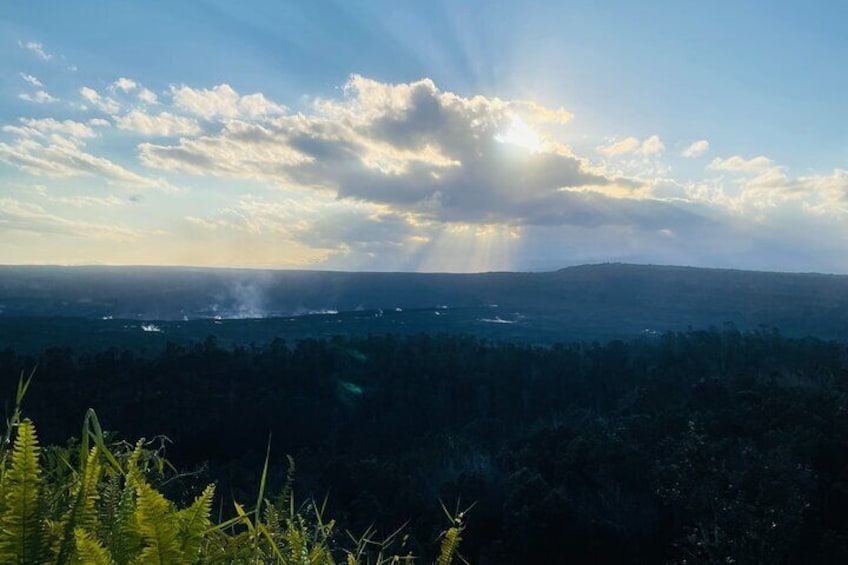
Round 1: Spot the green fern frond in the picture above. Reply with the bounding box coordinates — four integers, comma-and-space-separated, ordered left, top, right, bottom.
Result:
100, 473, 143, 563
176, 484, 214, 561
54, 446, 104, 565
263, 499, 284, 535
74, 528, 116, 565
0, 418, 45, 564
130, 479, 181, 565
277, 454, 296, 513
282, 515, 309, 563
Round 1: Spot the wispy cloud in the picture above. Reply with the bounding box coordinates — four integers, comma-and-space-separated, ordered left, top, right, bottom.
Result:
3, 118, 98, 140
708, 155, 772, 172
19, 73, 43, 87
170, 84, 286, 120
79, 87, 121, 114
0, 135, 169, 190
18, 40, 52, 61
598, 135, 665, 156
739, 167, 848, 210
18, 91, 58, 104
682, 139, 709, 158
138, 88, 158, 104
116, 110, 202, 137
109, 77, 138, 93
43, 193, 130, 208
0, 197, 149, 241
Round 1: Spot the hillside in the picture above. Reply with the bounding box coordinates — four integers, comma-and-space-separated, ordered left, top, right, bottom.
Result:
2, 263, 848, 348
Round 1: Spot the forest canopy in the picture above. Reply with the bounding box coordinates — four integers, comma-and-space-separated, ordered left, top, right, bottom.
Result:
2, 329, 848, 563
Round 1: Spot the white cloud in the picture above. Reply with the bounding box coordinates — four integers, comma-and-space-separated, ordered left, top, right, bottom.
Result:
598, 135, 664, 156
19, 73, 43, 87
682, 139, 710, 158
18, 90, 58, 104
170, 84, 286, 119
79, 87, 121, 114
708, 155, 772, 172
138, 88, 158, 104
78, 87, 97, 103
739, 167, 848, 211
597, 137, 640, 156
3, 118, 97, 140
18, 41, 52, 61
45, 193, 129, 208
0, 136, 167, 189
0, 197, 147, 241
639, 135, 665, 155
140, 75, 694, 231
110, 77, 138, 93
184, 192, 433, 269
116, 110, 202, 137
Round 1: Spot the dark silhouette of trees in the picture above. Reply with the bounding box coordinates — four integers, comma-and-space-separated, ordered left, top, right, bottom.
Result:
2, 328, 848, 563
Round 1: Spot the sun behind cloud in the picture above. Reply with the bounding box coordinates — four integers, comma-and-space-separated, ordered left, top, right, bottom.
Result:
495, 115, 544, 153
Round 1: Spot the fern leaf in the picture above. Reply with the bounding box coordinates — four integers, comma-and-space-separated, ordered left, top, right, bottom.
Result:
74, 528, 116, 565
54, 446, 103, 565
130, 479, 182, 565
0, 419, 45, 564
100, 474, 144, 564
176, 484, 214, 561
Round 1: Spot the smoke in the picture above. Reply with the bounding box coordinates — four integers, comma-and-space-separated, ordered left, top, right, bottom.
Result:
228, 281, 267, 318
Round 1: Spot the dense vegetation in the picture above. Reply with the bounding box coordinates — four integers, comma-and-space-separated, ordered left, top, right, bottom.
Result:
2, 328, 848, 563
0, 376, 467, 564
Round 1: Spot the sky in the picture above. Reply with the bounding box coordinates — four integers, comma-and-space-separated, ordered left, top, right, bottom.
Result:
2, 0, 848, 273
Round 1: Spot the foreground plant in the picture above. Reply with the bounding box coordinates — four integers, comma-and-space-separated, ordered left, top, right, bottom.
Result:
0, 372, 466, 564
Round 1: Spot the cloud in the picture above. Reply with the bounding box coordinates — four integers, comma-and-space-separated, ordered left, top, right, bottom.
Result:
138, 88, 158, 104
18, 41, 52, 61
142, 75, 680, 229
639, 135, 665, 155
43, 193, 129, 208
6, 70, 842, 272
19, 73, 43, 87
3, 118, 97, 140
739, 167, 848, 211
79, 87, 99, 102
708, 155, 772, 172
184, 192, 442, 269
682, 139, 710, 158
170, 84, 286, 119
110, 77, 138, 93
18, 91, 58, 104
0, 136, 167, 189
116, 110, 202, 137
79, 87, 121, 114
598, 137, 640, 156
598, 135, 665, 156
0, 197, 147, 241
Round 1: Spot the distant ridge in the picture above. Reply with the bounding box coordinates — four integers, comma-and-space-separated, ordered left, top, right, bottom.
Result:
2, 263, 848, 341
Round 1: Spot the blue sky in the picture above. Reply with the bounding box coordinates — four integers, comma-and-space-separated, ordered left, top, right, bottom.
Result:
2, 0, 847, 272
